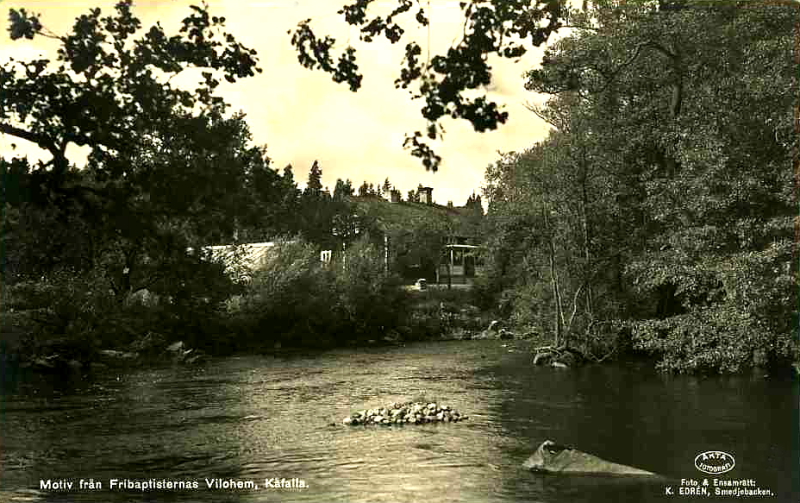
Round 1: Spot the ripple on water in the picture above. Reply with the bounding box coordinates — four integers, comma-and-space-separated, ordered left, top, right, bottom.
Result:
1, 341, 797, 503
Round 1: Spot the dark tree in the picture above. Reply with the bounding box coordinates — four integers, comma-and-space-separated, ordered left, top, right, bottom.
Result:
1, 0, 260, 190
333, 178, 355, 200
304, 160, 324, 196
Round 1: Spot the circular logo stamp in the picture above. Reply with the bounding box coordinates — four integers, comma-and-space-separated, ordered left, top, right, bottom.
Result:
694, 451, 735, 474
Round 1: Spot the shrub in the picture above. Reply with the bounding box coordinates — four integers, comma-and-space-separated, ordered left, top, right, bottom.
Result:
232, 236, 411, 348
333, 238, 410, 340
231, 239, 336, 347
0, 243, 238, 359
2, 269, 145, 361
630, 243, 798, 373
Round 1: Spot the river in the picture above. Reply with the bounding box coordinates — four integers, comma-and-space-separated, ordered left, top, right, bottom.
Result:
1, 340, 797, 502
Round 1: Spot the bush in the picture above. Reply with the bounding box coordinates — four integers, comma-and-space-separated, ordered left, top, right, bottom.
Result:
0, 244, 238, 360
231, 236, 410, 348
333, 238, 410, 341
2, 269, 146, 361
630, 243, 798, 373
229, 239, 334, 347
630, 307, 797, 374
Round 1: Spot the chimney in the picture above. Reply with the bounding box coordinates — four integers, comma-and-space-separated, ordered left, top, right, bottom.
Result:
419, 186, 433, 205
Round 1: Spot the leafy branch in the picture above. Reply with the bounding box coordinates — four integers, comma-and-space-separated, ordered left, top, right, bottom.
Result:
289, 0, 565, 171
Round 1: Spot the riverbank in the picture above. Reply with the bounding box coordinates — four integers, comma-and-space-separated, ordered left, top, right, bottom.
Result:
4, 279, 797, 378
1, 286, 502, 377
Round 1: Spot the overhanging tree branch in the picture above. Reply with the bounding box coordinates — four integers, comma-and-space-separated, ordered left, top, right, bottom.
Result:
0, 122, 69, 174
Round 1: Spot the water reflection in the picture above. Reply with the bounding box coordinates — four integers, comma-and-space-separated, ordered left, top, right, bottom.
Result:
1, 341, 797, 503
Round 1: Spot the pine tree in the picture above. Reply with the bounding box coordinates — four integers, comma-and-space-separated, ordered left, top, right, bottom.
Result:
333, 178, 353, 200
304, 160, 323, 196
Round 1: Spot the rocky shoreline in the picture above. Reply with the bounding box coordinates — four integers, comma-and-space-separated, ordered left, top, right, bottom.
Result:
15, 334, 207, 374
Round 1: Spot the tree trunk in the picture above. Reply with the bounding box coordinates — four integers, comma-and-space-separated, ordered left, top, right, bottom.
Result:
665, 41, 683, 178
579, 147, 594, 319
544, 209, 563, 347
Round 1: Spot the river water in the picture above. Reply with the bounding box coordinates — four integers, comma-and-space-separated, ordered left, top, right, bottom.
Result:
1, 340, 797, 503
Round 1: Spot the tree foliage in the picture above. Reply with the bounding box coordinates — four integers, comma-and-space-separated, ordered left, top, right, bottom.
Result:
290, 0, 565, 170
230, 237, 409, 347
2, 0, 260, 185
0, 1, 276, 353
482, 0, 798, 372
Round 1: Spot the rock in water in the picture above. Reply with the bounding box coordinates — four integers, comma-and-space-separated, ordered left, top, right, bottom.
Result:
342, 401, 468, 427
523, 440, 658, 476
165, 341, 185, 353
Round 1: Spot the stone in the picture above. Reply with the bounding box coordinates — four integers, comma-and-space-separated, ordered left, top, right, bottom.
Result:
98, 349, 139, 364
185, 354, 207, 365
533, 352, 553, 366
342, 401, 469, 427
128, 331, 167, 354
523, 440, 658, 476
98, 350, 125, 359
165, 341, 185, 353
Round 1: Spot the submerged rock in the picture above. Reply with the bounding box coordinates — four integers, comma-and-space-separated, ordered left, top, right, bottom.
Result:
533, 347, 581, 369
128, 331, 167, 355
165, 341, 185, 354
343, 401, 468, 427
163, 341, 207, 364
473, 320, 518, 340
98, 349, 139, 361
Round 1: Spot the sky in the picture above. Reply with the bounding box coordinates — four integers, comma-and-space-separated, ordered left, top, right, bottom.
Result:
0, 0, 555, 206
